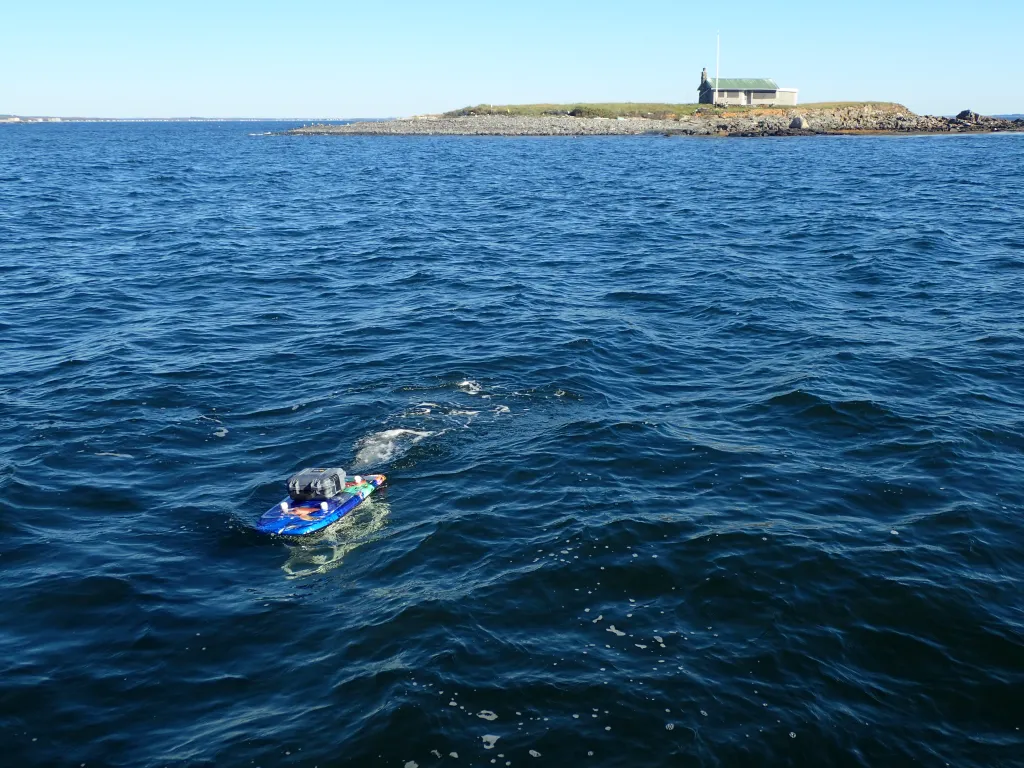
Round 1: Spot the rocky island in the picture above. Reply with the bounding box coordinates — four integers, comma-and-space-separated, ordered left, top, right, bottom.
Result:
286, 103, 1023, 138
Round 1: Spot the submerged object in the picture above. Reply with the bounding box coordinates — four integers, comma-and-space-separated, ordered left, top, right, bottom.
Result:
258, 467, 386, 536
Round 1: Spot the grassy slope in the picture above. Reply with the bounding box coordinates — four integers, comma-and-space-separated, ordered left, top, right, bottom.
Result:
443, 102, 910, 119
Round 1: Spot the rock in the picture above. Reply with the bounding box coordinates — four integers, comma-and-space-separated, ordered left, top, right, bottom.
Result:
282, 108, 1023, 138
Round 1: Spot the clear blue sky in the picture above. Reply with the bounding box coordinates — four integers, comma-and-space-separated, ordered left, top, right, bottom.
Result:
2, 0, 1021, 117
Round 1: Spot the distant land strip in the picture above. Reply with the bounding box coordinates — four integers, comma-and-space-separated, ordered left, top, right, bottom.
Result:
0, 116, 371, 123
284, 103, 1024, 137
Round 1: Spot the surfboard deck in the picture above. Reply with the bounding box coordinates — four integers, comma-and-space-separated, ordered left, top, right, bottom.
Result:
257, 474, 386, 536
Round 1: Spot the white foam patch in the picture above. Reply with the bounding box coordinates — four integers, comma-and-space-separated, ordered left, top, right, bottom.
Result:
213, 428, 228, 438
95, 452, 134, 459
478, 710, 498, 721
352, 428, 430, 469
458, 380, 483, 394
529, 749, 541, 757
482, 735, 499, 749
607, 626, 626, 637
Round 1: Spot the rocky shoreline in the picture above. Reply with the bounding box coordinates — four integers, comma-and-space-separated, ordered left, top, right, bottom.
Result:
286, 107, 1023, 138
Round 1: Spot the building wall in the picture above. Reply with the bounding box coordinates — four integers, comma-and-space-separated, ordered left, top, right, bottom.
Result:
774, 89, 799, 106
699, 86, 799, 107
716, 90, 747, 106
721, 89, 799, 107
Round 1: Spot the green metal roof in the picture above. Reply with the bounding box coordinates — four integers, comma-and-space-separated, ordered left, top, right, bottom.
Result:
709, 78, 778, 90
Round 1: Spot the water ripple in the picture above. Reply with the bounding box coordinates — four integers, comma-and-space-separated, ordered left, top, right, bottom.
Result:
1, 124, 1023, 767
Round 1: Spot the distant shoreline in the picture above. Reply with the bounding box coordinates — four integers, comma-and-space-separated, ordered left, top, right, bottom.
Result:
0, 117, 369, 124
284, 104, 1024, 138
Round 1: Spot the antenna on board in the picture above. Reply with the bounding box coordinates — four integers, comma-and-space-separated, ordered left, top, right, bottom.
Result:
715, 32, 720, 106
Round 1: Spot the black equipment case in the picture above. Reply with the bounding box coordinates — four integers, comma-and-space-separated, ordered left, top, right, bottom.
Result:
287, 467, 347, 501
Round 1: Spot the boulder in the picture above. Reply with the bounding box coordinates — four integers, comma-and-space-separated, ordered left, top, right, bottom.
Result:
789, 116, 809, 130
956, 109, 980, 123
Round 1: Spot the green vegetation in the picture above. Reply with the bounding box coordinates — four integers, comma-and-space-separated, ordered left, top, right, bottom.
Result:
443, 102, 909, 119
798, 101, 908, 111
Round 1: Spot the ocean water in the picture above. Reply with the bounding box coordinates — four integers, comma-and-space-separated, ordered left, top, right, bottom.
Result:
1, 122, 1023, 767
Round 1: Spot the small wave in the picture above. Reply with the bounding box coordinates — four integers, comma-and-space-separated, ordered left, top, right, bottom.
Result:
352, 428, 430, 469
757, 389, 907, 435
95, 452, 134, 459
457, 379, 483, 395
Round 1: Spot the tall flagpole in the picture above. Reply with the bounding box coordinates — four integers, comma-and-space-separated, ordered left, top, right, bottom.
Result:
715, 32, 720, 106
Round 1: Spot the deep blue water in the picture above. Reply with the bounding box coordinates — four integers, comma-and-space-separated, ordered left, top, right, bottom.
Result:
1, 122, 1023, 767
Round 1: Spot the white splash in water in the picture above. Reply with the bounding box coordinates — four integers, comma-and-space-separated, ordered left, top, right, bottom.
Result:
478, 710, 498, 721
352, 428, 430, 469
458, 379, 483, 394
482, 735, 499, 749
213, 428, 228, 438
607, 626, 626, 637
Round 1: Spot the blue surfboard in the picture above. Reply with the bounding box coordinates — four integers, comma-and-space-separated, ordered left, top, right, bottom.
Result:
257, 474, 386, 536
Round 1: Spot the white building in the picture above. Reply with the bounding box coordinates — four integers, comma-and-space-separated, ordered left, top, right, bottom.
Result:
698, 69, 798, 106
